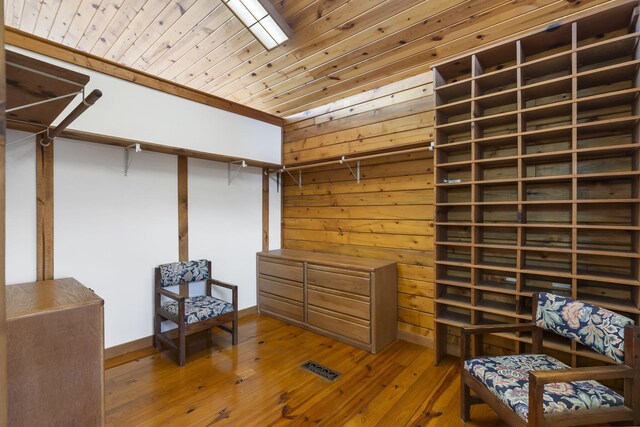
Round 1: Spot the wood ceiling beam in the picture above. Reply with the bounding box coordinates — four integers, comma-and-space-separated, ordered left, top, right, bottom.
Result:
5, 27, 284, 127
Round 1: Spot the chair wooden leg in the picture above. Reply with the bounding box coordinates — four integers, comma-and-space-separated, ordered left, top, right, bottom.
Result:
178, 327, 186, 367
153, 315, 162, 350
232, 315, 238, 345
461, 376, 471, 422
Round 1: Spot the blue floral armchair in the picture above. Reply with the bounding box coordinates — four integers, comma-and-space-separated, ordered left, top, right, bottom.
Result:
460, 292, 640, 426
154, 259, 238, 366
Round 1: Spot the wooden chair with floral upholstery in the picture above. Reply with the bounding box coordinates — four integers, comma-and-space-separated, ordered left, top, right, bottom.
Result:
154, 259, 238, 366
460, 292, 639, 426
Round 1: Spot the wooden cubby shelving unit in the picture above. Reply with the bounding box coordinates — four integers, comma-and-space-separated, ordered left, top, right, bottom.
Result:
433, 1, 640, 366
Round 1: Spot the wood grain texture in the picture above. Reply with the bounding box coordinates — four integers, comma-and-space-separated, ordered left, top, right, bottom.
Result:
36, 135, 53, 281
178, 156, 188, 261
104, 313, 507, 426
2, 0, 622, 117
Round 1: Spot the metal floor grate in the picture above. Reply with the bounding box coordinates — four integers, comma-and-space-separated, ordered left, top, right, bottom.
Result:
301, 360, 341, 381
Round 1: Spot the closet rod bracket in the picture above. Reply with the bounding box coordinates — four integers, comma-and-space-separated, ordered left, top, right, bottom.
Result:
339, 156, 360, 183
228, 160, 247, 185
281, 166, 301, 189
124, 143, 142, 176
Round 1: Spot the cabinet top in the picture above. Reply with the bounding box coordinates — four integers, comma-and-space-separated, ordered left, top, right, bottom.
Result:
6, 278, 104, 319
258, 249, 397, 271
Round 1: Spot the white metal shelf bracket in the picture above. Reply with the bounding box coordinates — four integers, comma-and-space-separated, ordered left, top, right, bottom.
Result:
6, 89, 84, 114
228, 160, 247, 185
124, 144, 141, 176
339, 156, 360, 183
282, 166, 301, 189
6, 120, 50, 146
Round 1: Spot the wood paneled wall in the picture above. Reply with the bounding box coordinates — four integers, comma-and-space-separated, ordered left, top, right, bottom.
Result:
281, 1, 633, 345
0, 1, 7, 420
282, 74, 436, 344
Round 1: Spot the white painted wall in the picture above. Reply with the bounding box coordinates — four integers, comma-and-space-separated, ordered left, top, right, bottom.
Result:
5, 129, 37, 285
54, 139, 178, 347
6, 45, 282, 165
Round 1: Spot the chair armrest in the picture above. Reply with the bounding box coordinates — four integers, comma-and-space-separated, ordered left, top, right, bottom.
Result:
461, 323, 540, 360
530, 365, 634, 385
207, 278, 237, 290
528, 365, 635, 425
157, 288, 185, 302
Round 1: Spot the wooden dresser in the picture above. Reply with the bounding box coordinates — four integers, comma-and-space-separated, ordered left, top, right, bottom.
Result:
6, 278, 104, 426
257, 249, 397, 353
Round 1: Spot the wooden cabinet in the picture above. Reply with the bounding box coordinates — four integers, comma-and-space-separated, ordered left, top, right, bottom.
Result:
6, 278, 104, 426
257, 249, 397, 353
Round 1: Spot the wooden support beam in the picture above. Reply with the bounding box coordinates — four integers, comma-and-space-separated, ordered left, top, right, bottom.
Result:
0, 1, 8, 421
178, 157, 188, 262
262, 168, 269, 251
36, 136, 54, 281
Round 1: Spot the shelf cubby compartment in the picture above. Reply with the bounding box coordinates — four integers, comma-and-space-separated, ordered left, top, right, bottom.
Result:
523, 249, 572, 274
435, 80, 472, 106
521, 22, 572, 61
475, 68, 517, 98
475, 113, 518, 139
436, 205, 471, 223
522, 102, 572, 132
524, 204, 572, 225
479, 247, 517, 269
577, 279, 639, 315
437, 264, 471, 286
436, 163, 471, 184
436, 143, 471, 165
440, 244, 472, 264
436, 224, 472, 244
476, 311, 517, 326
435, 123, 471, 145
437, 284, 472, 306
478, 226, 518, 247
523, 156, 572, 179
478, 183, 518, 203
577, 253, 635, 280
436, 303, 472, 326
577, 35, 636, 74
577, 153, 634, 175
524, 227, 572, 249
475, 41, 518, 75
577, 178, 636, 201
477, 268, 518, 293
577, 203, 635, 226
577, 229, 635, 252
521, 273, 572, 296
522, 52, 572, 87
434, 57, 472, 86
476, 90, 519, 117
437, 186, 471, 204
476, 137, 518, 161
479, 205, 518, 224
478, 159, 518, 181
577, 59, 638, 97
435, 101, 471, 125
576, 114, 636, 150
524, 181, 572, 201
476, 290, 518, 316
522, 77, 572, 109
523, 129, 572, 155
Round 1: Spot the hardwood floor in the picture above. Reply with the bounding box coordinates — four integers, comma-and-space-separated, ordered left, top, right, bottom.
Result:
105, 314, 506, 426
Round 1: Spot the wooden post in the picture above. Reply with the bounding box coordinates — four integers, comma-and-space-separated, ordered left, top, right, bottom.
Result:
0, 1, 8, 422
262, 168, 269, 251
177, 156, 188, 261
36, 135, 54, 281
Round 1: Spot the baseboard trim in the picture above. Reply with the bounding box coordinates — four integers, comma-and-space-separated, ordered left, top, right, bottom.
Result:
105, 305, 257, 360
398, 328, 434, 349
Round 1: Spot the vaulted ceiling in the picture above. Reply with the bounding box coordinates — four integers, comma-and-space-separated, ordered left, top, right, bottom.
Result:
3, 0, 617, 117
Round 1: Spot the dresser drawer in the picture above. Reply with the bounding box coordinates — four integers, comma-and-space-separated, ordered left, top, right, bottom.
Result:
259, 275, 303, 302
259, 292, 303, 322
308, 307, 370, 344
308, 286, 370, 320
307, 265, 370, 296
259, 258, 303, 283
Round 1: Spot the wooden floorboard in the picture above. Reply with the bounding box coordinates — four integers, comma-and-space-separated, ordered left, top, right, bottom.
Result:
105, 314, 505, 426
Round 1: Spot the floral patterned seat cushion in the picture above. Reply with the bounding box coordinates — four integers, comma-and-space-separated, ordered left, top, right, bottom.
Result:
162, 295, 234, 324
159, 259, 209, 287
464, 354, 624, 422
536, 292, 634, 363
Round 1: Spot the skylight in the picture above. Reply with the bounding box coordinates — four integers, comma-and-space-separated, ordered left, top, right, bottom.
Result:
221, 0, 293, 51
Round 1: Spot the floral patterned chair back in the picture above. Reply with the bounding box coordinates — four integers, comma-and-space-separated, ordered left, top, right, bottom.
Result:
158, 259, 210, 288
535, 292, 635, 363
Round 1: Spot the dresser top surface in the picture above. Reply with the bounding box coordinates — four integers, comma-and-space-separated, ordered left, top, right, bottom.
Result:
6, 278, 103, 319
258, 249, 397, 271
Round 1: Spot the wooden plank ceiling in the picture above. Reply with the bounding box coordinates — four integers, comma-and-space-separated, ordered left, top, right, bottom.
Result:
2, 0, 618, 118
